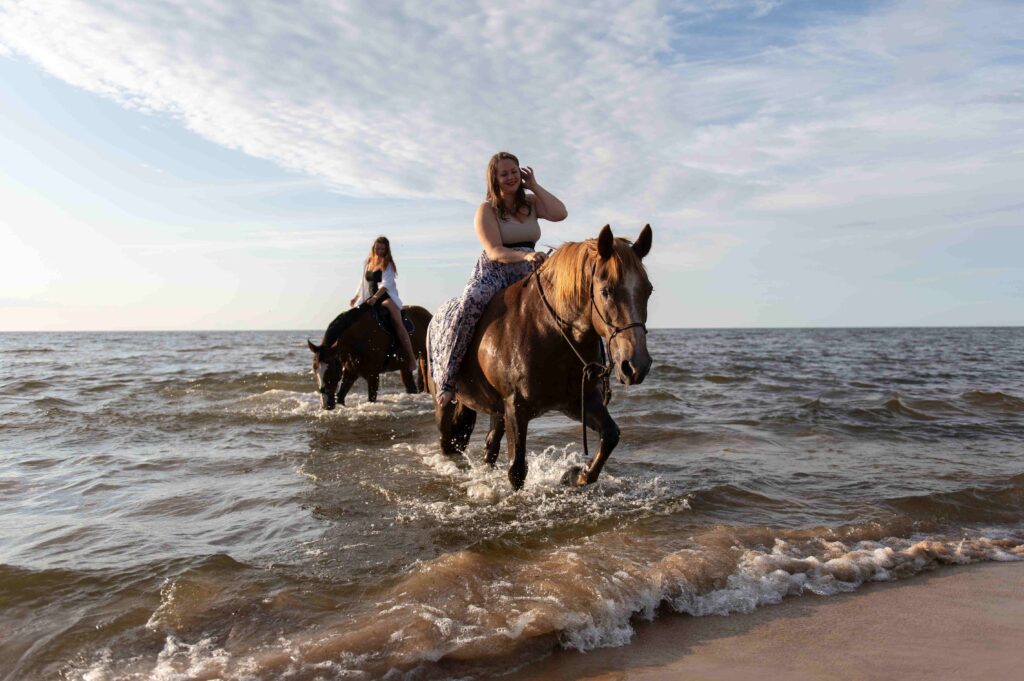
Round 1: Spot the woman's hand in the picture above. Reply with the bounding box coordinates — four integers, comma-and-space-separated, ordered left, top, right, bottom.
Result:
349, 296, 358, 307
520, 166, 538, 191
523, 250, 547, 267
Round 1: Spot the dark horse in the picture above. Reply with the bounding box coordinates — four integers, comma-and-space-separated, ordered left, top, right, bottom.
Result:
428, 224, 653, 489
308, 302, 432, 409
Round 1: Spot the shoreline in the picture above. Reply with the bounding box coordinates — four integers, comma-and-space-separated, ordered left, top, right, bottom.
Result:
507, 561, 1024, 681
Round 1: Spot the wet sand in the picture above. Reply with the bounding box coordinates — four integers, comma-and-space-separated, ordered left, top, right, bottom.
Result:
508, 562, 1024, 681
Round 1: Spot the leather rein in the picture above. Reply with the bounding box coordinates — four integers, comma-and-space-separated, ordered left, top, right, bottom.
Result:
529, 258, 647, 461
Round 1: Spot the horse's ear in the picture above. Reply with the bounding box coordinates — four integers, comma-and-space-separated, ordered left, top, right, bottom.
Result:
597, 225, 614, 260
307, 339, 320, 354
632, 224, 652, 259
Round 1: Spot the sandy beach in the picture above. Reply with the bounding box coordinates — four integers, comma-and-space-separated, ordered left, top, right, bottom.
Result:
509, 562, 1024, 681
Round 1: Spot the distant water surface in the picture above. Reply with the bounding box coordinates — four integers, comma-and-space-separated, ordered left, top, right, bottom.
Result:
1, 328, 1022, 680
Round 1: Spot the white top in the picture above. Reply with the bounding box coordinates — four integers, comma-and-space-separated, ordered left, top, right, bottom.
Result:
352, 262, 403, 308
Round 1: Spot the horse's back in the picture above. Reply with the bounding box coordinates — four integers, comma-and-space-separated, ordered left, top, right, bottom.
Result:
403, 304, 432, 327
458, 282, 538, 409
403, 305, 431, 353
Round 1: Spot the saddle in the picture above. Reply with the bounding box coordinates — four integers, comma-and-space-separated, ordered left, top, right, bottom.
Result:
365, 291, 415, 370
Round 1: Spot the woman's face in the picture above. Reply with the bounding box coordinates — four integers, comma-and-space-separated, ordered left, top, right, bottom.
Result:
374, 242, 388, 257
495, 159, 521, 196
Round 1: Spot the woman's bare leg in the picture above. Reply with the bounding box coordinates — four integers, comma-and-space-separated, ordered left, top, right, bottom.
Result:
382, 300, 417, 373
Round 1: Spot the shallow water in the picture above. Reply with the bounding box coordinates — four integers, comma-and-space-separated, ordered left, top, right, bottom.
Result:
1, 328, 1022, 680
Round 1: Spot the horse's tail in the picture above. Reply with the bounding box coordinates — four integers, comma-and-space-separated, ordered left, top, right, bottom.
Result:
423, 324, 434, 395
416, 350, 427, 393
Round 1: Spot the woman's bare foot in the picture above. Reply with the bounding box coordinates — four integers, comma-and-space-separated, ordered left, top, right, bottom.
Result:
436, 390, 455, 406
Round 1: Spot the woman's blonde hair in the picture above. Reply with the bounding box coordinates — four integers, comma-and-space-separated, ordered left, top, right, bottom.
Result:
485, 151, 529, 221
367, 235, 396, 274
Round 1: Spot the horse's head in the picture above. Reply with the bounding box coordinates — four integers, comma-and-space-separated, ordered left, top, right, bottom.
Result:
307, 339, 342, 410
592, 224, 653, 385
308, 306, 371, 410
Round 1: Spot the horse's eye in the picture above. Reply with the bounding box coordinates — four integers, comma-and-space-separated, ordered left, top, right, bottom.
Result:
600, 287, 611, 298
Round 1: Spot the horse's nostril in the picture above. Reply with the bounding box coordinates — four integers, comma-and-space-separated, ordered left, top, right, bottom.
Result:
621, 360, 634, 379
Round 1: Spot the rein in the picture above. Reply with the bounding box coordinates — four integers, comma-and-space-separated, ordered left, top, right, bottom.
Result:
529, 258, 647, 461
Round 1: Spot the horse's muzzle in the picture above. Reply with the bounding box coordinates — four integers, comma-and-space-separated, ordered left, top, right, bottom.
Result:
617, 357, 651, 385
319, 390, 336, 410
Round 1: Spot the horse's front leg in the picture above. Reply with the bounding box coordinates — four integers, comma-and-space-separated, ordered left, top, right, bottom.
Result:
567, 391, 620, 486
505, 396, 529, 490
366, 372, 380, 403
336, 367, 357, 406
484, 412, 505, 467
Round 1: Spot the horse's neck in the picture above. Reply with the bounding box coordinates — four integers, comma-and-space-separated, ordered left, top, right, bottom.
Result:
324, 309, 373, 354
535, 269, 597, 343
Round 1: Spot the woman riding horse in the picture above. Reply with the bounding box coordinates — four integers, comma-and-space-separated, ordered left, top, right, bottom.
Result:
308, 303, 432, 409
428, 152, 568, 407
351, 236, 417, 375
428, 224, 654, 489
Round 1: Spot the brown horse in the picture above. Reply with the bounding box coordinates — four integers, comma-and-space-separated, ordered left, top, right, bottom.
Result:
308, 303, 431, 409
427, 224, 653, 489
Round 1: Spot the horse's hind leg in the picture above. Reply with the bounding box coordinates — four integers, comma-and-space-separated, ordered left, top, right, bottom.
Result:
564, 393, 620, 486
452, 403, 477, 453
399, 365, 418, 394
436, 400, 476, 455
484, 412, 505, 467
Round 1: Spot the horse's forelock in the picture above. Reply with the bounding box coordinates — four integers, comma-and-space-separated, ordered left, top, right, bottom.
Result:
547, 238, 647, 311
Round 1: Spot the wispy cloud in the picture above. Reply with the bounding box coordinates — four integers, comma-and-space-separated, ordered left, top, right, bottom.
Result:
2, 0, 1019, 233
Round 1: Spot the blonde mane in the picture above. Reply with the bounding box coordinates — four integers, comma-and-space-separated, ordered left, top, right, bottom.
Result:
544, 237, 648, 313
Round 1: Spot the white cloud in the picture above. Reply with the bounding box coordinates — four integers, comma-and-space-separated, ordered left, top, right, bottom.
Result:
1, 1, 1020, 224
1, 0, 1022, 327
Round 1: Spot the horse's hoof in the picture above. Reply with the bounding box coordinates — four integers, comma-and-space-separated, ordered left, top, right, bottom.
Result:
508, 465, 527, 490
560, 466, 584, 487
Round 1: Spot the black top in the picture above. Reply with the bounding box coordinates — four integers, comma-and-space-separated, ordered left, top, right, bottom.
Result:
365, 269, 382, 295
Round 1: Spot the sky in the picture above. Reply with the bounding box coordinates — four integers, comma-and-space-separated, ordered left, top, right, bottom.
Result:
1, 0, 1021, 331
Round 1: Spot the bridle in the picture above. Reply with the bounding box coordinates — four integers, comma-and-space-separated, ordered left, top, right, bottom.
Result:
316, 354, 340, 398
589, 263, 648, 343
530, 257, 648, 461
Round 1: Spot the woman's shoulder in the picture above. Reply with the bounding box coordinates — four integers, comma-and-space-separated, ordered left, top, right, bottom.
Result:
476, 201, 498, 220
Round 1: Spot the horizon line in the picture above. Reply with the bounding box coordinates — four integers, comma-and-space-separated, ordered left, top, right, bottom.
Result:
2, 324, 1022, 334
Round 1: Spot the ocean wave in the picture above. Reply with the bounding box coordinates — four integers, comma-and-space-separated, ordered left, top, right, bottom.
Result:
64, 530, 1023, 680
169, 371, 311, 397
703, 374, 749, 384
886, 474, 1024, 524
962, 390, 1024, 413
0, 378, 52, 395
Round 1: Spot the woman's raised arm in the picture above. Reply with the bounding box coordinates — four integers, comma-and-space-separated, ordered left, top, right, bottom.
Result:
521, 166, 567, 222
